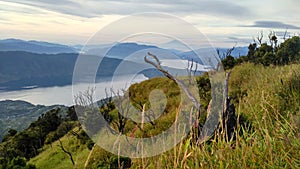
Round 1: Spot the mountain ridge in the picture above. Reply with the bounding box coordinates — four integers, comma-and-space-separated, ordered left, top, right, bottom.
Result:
0, 38, 77, 54
0, 99, 67, 141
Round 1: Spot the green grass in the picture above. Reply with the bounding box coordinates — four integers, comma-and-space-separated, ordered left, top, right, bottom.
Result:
30, 63, 300, 168
130, 63, 300, 168
29, 127, 90, 169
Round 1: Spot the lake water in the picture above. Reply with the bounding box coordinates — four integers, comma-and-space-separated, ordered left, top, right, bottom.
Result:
0, 74, 148, 106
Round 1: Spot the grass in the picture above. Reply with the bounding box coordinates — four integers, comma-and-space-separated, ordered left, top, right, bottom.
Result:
130, 63, 300, 168
30, 63, 300, 168
29, 127, 90, 169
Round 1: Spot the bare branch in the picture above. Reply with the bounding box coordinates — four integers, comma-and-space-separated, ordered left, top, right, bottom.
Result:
193, 63, 198, 76
256, 30, 263, 45
226, 46, 235, 57
217, 45, 236, 60
283, 28, 288, 41
144, 52, 201, 111
58, 139, 75, 166
223, 71, 231, 114
74, 87, 96, 107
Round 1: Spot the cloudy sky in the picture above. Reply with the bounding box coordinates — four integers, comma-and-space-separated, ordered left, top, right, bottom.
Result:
0, 0, 299, 47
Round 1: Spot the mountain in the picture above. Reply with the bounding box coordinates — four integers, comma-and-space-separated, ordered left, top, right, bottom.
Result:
0, 39, 77, 54
216, 46, 249, 58
0, 51, 137, 90
0, 51, 77, 88
1, 63, 298, 168
159, 40, 192, 52
0, 100, 66, 141
85, 42, 159, 59
0, 48, 207, 91
178, 46, 249, 64
0, 51, 169, 91
0, 40, 233, 91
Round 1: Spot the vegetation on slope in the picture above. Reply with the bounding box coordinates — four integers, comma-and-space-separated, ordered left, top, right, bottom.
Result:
222, 35, 300, 69
0, 100, 66, 142
2, 62, 299, 168
129, 63, 300, 168
1, 34, 299, 168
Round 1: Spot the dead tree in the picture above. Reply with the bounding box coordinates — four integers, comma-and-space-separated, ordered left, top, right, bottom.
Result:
220, 71, 236, 141
217, 46, 235, 60
111, 89, 131, 134
187, 59, 193, 85
145, 52, 202, 133
58, 139, 75, 168
145, 52, 201, 111
256, 30, 264, 45
186, 59, 199, 84
145, 52, 237, 144
74, 87, 117, 136
283, 29, 288, 41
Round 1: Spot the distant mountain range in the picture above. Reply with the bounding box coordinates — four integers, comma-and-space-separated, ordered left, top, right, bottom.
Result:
84, 42, 159, 59
0, 39, 248, 91
0, 51, 155, 91
0, 39, 77, 54
0, 38, 248, 58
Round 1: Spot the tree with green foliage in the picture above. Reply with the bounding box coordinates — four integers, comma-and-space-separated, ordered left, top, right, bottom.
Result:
224, 34, 300, 68
276, 36, 300, 65
2, 129, 18, 142
222, 55, 236, 69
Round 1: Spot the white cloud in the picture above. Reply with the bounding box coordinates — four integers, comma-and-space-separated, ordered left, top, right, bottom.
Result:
0, 0, 299, 47
5, 0, 254, 19
242, 21, 300, 30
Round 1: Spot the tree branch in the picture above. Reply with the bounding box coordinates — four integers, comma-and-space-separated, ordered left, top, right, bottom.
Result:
144, 52, 201, 111
58, 139, 75, 166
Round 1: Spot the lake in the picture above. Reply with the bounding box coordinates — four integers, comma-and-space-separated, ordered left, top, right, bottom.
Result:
0, 74, 148, 106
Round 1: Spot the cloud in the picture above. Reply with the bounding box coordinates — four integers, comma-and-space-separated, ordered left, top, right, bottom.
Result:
5, 0, 254, 19
227, 36, 252, 44
241, 21, 300, 29
0, 17, 12, 24
5, 0, 101, 18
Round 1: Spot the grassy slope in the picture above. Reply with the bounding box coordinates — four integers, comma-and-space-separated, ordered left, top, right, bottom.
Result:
131, 63, 300, 168
30, 63, 300, 168
29, 127, 90, 169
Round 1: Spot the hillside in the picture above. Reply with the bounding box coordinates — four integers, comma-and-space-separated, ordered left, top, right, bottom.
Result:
0, 100, 66, 141
1, 35, 299, 169
4, 63, 296, 168
0, 51, 152, 90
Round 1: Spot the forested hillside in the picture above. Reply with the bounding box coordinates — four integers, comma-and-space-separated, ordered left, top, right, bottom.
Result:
0, 100, 66, 141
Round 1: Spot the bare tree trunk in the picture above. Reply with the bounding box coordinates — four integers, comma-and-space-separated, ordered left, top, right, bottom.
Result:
58, 139, 75, 167
145, 52, 237, 145
84, 144, 96, 168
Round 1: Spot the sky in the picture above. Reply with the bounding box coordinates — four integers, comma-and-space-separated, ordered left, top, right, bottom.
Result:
0, 0, 299, 47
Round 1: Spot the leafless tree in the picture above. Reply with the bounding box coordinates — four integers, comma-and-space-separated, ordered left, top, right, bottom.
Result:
256, 30, 264, 45
217, 45, 236, 60
145, 52, 236, 144
74, 87, 118, 137
145, 52, 201, 111
110, 89, 131, 134
130, 100, 156, 126
74, 87, 97, 107
186, 59, 199, 85
283, 29, 288, 41
58, 139, 75, 168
